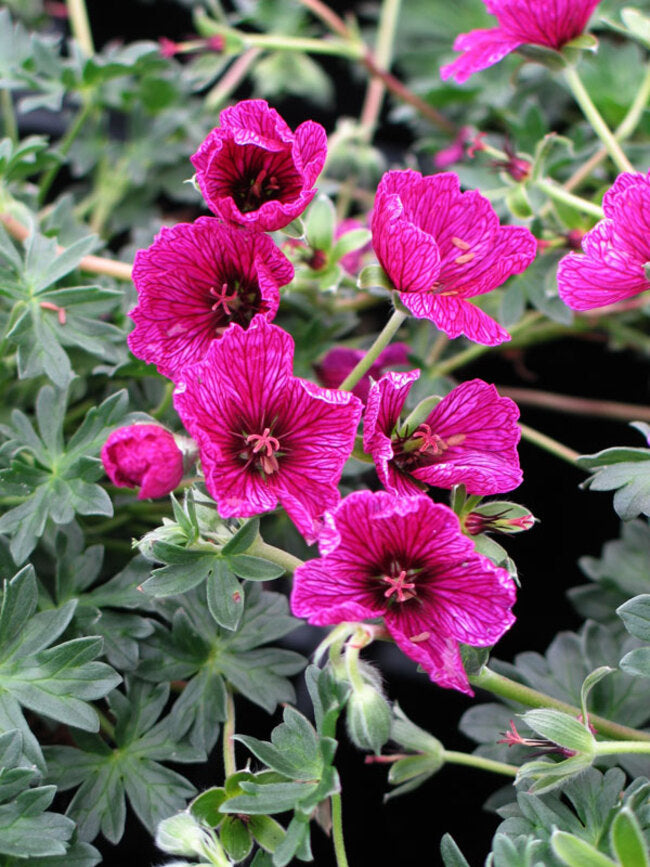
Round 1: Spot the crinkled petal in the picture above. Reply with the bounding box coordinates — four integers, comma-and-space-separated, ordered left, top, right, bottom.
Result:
440, 28, 522, 83
293, 120, 328, 187
363, 370, 423, 496
402, 292, 511, 345
602, 170, 649, 216
371, 192, 441, 293
219, 98, 294, 144
609, 184, 650, 263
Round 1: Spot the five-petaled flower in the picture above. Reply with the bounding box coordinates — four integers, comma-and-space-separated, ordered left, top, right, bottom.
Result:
314, 343, 410, 405
290, 491, 516, 694
101, 424, 184, 499
557, 170, 650, 310
371, 170, 537, 345
128, 217, 294, 381
440, 0, 602, 84
191, 99, 327, 232
363, 371, 522, 496
173, 318, 363, 542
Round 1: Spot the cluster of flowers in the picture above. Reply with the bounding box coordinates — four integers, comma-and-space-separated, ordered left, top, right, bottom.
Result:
102, 91, 645, 693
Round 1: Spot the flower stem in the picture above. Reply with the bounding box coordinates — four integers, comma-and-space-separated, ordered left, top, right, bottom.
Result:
442, 750, 517, 777
496, 386, 650, 424
39, 99, 95, 204
1, 90, 17, 143
297, 0, 350, 38
223, 684, 236, 778
564, 64, 650, 192
96, 708, 115, 742
518, 422, 582, 468
0, 213, 133, 281
205, 47, 263, 110
534, 177, 604, 219
563, 66, 634, 174
594, 740, 650, 757
245, 538, 304, 574
471, 667, 650, 743
151, 381, 174, 420
339, 309, 407, 391
431, 312, 544, 378
66, 0, 95, 55
360, 0, 402, 140
331, 793, 350, 867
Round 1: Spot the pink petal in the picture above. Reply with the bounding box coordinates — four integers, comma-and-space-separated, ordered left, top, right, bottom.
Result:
440, 28, 522, 83
402, 292, 511, 345
293, 120, 328, 187
291, 558, 384, 625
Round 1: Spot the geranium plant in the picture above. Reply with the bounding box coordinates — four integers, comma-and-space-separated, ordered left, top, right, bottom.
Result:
0, 0, 650, 865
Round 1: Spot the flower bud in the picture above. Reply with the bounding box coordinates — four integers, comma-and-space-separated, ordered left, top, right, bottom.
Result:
101, 424, 184, 500
346, 683, 392, 755
463, 502, 536, 536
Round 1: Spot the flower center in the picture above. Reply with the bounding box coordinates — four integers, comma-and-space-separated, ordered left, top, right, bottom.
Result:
404, 424, 465, 457
380, 568, 417, 603
209, 283, 241, 316
244, 427, 281, 475
237, 167, 281, 213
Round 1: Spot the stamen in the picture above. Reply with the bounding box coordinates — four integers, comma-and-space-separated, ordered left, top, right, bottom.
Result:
246, 427, 280, 456
409, 631, 431, 643
454, 252, 475, 264
411, 424, 447, 455
382, 569, 417, 603
210, 283, 240, 315
451, 236, 471, 251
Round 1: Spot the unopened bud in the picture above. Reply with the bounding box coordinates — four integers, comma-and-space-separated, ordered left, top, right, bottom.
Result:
463, 502, 535, 536
346, 684, 392, 755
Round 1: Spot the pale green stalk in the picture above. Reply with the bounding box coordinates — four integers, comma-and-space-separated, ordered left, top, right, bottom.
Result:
223, 685, 236, 778
534, 177, 605, 219
331, 793, 349, 867
471, 667, 650, 743
245, 538, 304, 574
519, 422, 582, 468
1, 90, 17, 143
564, 66, 634, 173
360, 0, 402, 140
339, 309, 407, 391
66, 0, 95, 55
442, 750, 517, 777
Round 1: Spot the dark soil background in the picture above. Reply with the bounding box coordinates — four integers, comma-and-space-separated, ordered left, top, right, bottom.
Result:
53, 2, 650, 864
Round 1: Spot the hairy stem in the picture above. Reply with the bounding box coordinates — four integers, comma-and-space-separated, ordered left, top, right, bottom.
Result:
245, 539, 304, 574
66, 0, 95, 55
496, 386, 650, 423
223, 685, 236, 778
297, 0, 350, 38
1, 90, 17, 143
331, 793, 350, 867
519, 422, 582, 468
206, 47, 263, 110
339, 309, 408, 391
594, 740, 650, 757
442, 750, 517, 777
564, 66, 634, 174
39, 99, 95, 204
431, 312, 544, 378
471, 667, 650, 743
564, 64, 650, 192
360, 0, 402, 140
0, 213, 133, 281
534, 177, 604, 219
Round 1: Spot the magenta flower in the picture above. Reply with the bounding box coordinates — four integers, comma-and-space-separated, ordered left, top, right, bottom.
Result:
440, 0, 602, 84
371, 170, 536, 346
128, 217, 294, 381
557, 170, 650, 311
291, 491, 516, 693
314, 342, 410, 405
173, 319, 362, 542
191, 99, 327, 232
101, 425, 184, 499
363, 371, 522, 497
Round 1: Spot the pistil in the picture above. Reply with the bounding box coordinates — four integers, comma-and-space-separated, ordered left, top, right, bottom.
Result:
245, 427, 281, 475
381, 569, 417, 603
